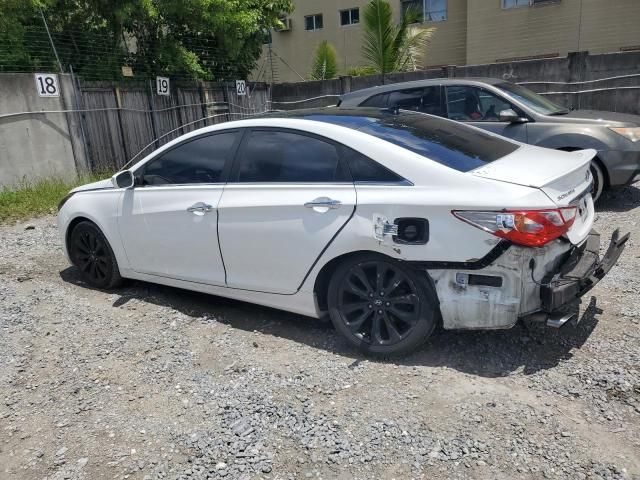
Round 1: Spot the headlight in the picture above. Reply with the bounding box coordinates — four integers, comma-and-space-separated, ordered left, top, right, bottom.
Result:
58, 192, 76, 211
609, 127, 640, 143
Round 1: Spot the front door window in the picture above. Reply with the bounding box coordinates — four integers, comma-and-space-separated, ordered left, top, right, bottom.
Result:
446, 86, 512, 122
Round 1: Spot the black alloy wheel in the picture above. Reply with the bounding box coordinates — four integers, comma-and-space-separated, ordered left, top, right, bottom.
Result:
328, 254, 438, 356
69, 221, 122, 289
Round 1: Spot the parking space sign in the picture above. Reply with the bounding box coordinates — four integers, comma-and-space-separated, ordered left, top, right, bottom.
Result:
35, 73, 60, 97
236, 80, 247, 96
156, 77, 170, 96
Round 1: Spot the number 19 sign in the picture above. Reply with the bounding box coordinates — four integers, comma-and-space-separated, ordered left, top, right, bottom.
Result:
35, 73, 60, 97
156, 76, 170, 96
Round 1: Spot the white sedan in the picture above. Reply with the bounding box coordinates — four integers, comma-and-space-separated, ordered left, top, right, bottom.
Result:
57, 108, 629, 356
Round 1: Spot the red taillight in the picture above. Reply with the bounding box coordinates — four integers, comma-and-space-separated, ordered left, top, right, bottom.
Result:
452, 207, 577, 247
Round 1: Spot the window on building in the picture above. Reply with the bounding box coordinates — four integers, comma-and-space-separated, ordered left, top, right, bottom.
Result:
503, 0, 560, 8
502, 0, 530, 7
340, 8, 360, 26
401, 0, 447, 22
305, 14, 323, 31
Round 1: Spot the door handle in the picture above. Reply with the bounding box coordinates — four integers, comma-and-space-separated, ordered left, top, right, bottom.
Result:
187, 202, 214, 214
304, 197, 342, 210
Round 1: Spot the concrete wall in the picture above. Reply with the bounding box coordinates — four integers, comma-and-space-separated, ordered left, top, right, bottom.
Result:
271, 51, 640, 115
0, 73, 84, 187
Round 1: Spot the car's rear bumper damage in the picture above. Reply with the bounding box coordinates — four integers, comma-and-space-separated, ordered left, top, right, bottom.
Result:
538, 229, 629, 322
425, 229, 629, 331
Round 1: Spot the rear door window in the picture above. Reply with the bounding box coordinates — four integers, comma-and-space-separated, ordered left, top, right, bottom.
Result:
342, 147, 407, 184
359, 93, 388, 108
387, 86, 444, 116
234, 130, 348, 183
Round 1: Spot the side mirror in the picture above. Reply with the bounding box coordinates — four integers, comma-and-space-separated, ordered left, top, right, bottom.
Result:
499, 109, 527, 123
112, 170, 135, 189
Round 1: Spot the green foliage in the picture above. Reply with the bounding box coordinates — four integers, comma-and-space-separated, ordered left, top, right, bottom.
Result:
361, 0, 435, 77
0, 0, 294, 81
0, 173, 111, 224
346, 65, 378, 77
310, 41, 338, 80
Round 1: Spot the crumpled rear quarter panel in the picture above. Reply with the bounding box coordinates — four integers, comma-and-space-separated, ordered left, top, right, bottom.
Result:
430, 240, 572, 330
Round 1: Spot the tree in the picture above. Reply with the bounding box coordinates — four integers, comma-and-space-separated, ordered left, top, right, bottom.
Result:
346, 66, 377, 77
361, 0, 435, 79
0, 0, 294, 81
310, 40, 338, 80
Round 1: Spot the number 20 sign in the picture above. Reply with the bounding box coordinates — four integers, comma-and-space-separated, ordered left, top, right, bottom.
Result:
35, 73, 60, 97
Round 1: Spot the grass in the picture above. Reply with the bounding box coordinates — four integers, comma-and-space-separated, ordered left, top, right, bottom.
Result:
0, 173, 111, 225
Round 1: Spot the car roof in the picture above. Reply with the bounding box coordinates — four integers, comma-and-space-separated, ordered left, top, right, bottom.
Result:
259, 107, 519, 173
338, 77, 506, 105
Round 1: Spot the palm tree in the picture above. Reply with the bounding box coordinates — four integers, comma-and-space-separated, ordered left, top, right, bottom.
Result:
310, 40, 338, 80
361, 0, 435, 80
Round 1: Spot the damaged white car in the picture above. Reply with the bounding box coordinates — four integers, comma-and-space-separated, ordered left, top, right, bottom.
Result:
57, 108, 629, 356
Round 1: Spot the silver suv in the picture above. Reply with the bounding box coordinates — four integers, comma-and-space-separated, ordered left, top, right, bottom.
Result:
338, 78, 640, 200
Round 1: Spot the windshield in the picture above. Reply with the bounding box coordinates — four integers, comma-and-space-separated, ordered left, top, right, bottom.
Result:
299, 112, 520, 172
497, 82, 568, 115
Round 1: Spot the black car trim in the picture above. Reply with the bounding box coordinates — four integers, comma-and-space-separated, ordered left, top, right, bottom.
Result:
406, 240, 512, 270
58, 187, 113, 210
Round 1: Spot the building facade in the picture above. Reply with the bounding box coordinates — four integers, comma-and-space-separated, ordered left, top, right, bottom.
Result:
254, 0, 640, 83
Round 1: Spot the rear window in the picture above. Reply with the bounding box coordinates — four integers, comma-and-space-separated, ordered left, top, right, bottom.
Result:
358, 116, 519, 172
294, 112, 519, 172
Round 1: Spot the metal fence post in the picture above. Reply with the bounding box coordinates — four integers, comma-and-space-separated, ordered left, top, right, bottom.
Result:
198, 81, 208, 127
113, 86, 130, 167
69, 65, 91, 173
148, 80, 160, 148
173, 85, 185, 136
221, 84, 230, 122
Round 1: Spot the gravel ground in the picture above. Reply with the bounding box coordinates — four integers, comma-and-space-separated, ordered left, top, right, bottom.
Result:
1, 183, 639, 480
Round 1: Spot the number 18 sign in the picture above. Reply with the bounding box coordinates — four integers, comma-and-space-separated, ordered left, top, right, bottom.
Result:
35, 73, 60, 97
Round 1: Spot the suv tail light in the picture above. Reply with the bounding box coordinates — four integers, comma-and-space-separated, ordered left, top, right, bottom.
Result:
452, 208, 577, 247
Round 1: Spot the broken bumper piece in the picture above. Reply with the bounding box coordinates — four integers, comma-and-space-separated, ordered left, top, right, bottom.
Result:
540, 228, 630, 321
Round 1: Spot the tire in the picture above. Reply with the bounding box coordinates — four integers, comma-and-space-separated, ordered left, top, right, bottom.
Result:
590, 160, 605, 203
327, 253, 438, 357
68, 221, 123, 289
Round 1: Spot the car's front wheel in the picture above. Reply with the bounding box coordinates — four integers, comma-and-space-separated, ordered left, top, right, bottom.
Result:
69, 221, 123, 289
327, 253, 438, 357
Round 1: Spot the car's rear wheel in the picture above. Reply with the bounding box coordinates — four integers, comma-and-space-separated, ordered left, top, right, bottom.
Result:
590, 160, 605, 202
69, 221, 123, 289
327, 253, 438, 357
